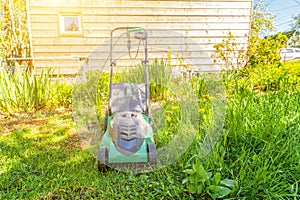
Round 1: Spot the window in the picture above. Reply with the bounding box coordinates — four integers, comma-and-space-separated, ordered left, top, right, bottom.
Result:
59, 13, 82, 36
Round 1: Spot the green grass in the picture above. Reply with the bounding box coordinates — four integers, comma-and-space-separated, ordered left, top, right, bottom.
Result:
0, 112, 190, 199
221, 87, 300, 199
1, 61, 300, 199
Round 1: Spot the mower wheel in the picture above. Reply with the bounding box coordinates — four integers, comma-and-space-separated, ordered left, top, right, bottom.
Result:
98, 147, 108, 172
147, 142, 157, 165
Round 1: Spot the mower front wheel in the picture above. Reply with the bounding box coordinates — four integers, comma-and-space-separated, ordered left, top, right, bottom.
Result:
98, 147, 108, 172
147, 142, 157, 165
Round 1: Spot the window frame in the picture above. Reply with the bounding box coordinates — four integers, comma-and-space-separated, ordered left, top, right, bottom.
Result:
58, 12, 83, 37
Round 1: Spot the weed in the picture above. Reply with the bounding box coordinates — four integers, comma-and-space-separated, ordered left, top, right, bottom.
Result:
183, 162, 235, 199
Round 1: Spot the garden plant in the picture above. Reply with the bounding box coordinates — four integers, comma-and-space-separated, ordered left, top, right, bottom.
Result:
1, 0, 299, 197
0, 57, 299, 199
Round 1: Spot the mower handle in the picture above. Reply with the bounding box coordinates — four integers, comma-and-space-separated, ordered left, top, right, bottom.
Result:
109, 27, 149, 116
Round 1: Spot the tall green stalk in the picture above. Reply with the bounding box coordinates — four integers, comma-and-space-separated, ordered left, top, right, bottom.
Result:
0, 67, 55, 113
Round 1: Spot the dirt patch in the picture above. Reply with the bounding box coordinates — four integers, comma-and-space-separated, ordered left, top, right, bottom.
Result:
0, 108, 72, 135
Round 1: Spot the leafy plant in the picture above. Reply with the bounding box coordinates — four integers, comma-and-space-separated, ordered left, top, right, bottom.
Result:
51, 82, 74, 108
0, 67, 55, 113
247, 1, 288, 66
247, 63, 287, 91
183, 162, 235, 199
95, 71, 122, 118
247, 33, 287, 66
212, 0, 288, 70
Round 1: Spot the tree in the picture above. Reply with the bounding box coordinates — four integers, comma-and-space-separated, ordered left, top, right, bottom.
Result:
291, 13, 300, 30
212, 0, 288, 69
251, 0, 276, 37
0, 0, 30, 69
247, 0, 287, 66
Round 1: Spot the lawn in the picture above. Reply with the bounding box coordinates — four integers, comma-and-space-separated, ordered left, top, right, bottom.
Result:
0, 111, 189, 199
0, 61, 300, 199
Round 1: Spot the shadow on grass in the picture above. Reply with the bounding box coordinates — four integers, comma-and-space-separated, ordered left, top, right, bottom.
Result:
0, 113, 189, 200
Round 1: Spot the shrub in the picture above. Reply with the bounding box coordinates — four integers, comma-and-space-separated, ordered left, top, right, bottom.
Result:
247, 33, 288, 66
51, 82, 74, 108
240, 61, 300, 92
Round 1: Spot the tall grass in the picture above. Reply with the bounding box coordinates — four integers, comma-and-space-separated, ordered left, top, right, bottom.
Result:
0, 67, 55, 113
120, 59, 172, 101
229, 88, 299, 198
194, 71, 300, 199
1, 60, 299, 199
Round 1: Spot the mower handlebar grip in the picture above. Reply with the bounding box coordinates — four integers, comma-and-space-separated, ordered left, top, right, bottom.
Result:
128, 27, 144, 32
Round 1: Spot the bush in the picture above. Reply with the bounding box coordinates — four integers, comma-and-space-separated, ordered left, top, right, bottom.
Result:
244, 61, 300, 92
248, 33, 288, 66
51, 82, 73, 108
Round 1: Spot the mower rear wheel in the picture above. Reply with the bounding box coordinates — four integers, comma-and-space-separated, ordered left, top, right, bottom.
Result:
98, 147, 108, 172
147, 142, 157, 165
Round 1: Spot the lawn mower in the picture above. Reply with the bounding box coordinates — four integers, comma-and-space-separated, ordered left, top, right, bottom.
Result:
97, 27, 157, 172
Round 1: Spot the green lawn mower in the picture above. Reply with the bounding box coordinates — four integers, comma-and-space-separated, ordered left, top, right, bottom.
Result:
98, 27, 157, 172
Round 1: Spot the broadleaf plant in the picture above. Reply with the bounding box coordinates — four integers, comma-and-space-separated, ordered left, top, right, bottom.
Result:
183, 162, 236, 199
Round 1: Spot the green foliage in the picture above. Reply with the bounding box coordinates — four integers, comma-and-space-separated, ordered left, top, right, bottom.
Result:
153, 100, 182, 148
1, 65, 300, 199
0, 67, 55, 113
212, 0, 288, 69
248, 62, 300, 91
212, 31, 287, 70
222, 60, 300, 93
248, 33, 288, 66
95, 72, 121, 117
221, 81, 300, 199
0, 114, 189, 199
0, 67, 74, 113
121, 59, 172, 101
51, 82, 74, 108
248, 1, 288, 66
95, 72, 110, 109
291, 13, 300, 30
189, 75, 213, 131
183, 162, 235, 199
251, 1, 276, 36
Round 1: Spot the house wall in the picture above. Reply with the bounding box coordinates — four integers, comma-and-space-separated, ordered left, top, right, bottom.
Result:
28, 0, 252, 75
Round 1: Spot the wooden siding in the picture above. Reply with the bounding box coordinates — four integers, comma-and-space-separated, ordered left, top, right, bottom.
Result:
28, 0, 252, 75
